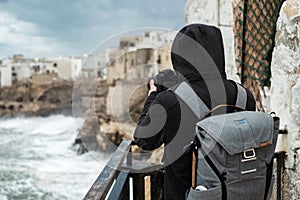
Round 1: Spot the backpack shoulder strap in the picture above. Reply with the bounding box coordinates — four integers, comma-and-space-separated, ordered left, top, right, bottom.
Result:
174, 82, 208, 189
235, 82, 247, 109
174, 82, 209, 119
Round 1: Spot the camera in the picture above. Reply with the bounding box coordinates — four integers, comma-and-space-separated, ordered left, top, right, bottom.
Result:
148, 69, 179, 92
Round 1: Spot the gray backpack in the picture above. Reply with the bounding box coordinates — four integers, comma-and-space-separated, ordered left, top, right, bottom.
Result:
174, 82, 279, 200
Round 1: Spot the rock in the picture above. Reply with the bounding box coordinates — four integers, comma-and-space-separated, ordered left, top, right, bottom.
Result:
270, 0, 300, 199
106, 81, 147, 123
147, 145, 164, 164
0, 82, 73, 117
79, 115, 111, 151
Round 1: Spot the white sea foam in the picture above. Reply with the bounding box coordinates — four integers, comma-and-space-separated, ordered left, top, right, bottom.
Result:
0, 115, 84, 135
0, 115, 107, 200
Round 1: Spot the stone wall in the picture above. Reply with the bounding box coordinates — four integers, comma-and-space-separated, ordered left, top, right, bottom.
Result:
185, 0, 239, 81
270, 0, 300, 199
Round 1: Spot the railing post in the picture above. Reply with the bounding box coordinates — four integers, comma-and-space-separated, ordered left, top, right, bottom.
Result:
84, 140, 163, 200
275, 152, 285, 200
132, 173, 145, 200
275, 127, 288, 200
127, 144, 132, 167
120, 176, 130, 200
122, 143, 132, 200
150, 171, 164, 200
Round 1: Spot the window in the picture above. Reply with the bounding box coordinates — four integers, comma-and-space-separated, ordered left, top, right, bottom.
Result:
33, 65, 40, 73
157, 55, 161, 64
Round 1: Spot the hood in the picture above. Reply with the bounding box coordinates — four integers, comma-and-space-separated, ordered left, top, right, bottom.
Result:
171, 24, 226, 81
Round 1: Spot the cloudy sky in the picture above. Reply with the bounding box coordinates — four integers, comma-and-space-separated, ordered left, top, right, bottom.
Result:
0, 0, 185, 59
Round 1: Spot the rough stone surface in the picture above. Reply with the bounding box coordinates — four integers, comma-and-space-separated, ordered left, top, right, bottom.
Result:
77, 77, 148, 153
185, 0, 219, 26
0, 82, 73, 117
219, 0, 234, 25
106, 80, 147, 123
270, 0, 300, 199
220, 26, 239, 81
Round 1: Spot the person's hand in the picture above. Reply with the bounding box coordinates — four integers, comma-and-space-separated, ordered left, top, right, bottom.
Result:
148, 79, 157, 96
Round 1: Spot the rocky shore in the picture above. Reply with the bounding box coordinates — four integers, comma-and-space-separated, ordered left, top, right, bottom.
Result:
74, 79, 148, 152
0, 81, 74, 117
0, 80, 163, 163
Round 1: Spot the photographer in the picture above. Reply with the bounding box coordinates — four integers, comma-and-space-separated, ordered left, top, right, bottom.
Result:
134, 24, 256, 200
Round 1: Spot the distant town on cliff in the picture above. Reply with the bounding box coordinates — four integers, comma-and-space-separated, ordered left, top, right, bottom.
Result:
0, 30, 175, 87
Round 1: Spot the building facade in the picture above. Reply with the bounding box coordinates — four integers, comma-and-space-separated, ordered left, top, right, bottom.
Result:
0, 55, 83, 87
105, 31, 173, 119
81, 53, 106, 78
50, 57, 82, 81
106, 31, 173, 86
0, 63, 12, 87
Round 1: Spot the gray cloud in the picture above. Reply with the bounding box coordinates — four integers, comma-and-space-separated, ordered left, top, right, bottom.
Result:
0, 0, 184, 58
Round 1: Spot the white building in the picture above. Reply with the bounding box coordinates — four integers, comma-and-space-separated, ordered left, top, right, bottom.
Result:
119, 30, 176, 50
0, 54, 82, 85
1, 55, 33, 83
33, 58, 58, 75
0, 63, 12, 87
81, 53, 106, 78
71, 57, 82, 79
50, 57, 82, 80
1, 55, 57, 84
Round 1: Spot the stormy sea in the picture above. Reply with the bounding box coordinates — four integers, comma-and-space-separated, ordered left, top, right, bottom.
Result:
0, 115, 107, 200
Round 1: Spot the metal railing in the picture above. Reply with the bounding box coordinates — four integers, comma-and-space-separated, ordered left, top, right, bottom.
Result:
84, 140, 163, 200
85, 136, 287, 200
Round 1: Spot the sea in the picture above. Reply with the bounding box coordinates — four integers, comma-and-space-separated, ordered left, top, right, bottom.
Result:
0, 115, 108, 200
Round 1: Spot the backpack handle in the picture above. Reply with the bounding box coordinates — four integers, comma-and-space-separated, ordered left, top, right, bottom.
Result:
203, 104, 246, 119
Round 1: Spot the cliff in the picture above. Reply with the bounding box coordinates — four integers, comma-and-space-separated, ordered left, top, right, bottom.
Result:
0, 79, 141, 151
0, 81, 74, 117
75, 79, 148, 152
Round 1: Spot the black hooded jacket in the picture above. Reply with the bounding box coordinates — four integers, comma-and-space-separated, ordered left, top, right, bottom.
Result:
134, 24, 256, 200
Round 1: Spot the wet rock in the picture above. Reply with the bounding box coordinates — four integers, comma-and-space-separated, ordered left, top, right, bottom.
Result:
270, 0, 300, 199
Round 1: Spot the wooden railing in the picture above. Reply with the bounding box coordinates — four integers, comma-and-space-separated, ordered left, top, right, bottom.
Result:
84, 140, 163, 200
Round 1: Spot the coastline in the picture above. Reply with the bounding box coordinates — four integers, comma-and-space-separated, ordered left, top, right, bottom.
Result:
0, 81, 74, 118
